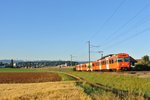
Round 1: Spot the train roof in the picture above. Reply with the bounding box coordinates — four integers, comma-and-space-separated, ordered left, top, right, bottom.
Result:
98, 53, 130, 60
99, 54, 116, 60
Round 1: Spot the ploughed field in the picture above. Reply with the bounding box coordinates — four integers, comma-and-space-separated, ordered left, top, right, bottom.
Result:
0, 72, 61, 83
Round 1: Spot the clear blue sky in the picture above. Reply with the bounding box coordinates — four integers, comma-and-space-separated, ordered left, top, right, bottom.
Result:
0, 0, 150, 61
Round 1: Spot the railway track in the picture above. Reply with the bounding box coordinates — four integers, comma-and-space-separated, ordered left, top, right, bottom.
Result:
64, 72, 150, 100
96, 71, 150, 75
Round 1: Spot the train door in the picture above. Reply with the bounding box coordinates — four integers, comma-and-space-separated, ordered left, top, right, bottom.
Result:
80, 64, 82, 71
106, 58, 109, 70
99, 61, 102, 70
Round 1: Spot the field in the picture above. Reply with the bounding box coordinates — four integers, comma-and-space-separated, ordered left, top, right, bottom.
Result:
0, 81, 90, 100
0, 72, 61, 83
0, 68, 44, 72
0, 67, 150, 99
44, 67, 150, 98
68, 72, 150, 97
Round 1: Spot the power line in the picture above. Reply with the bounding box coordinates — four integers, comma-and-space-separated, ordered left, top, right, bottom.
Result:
88, 41, 103, 64
100, 2, 150, 46
89, 0, 127, 39
103, 27, 150, 51
72, 1, 150, 61
101, 13, 150, 48
73, 0, 126, 61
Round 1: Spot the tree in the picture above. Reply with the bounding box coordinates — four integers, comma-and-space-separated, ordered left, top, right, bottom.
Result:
139, 55, 149, 65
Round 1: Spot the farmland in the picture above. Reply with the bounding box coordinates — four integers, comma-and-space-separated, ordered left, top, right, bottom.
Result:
0, 81, 90, 100
44, 67, 150, 98
0, 72, 61, 83
0, 68, 44, 72
68, 72, 150, 97
0, 67, 150, 99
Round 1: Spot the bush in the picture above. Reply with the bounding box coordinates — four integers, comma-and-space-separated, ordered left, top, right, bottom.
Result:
133, 64, 150, 71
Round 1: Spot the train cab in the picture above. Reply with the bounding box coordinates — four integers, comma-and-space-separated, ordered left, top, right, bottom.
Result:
116, 53, 130, 70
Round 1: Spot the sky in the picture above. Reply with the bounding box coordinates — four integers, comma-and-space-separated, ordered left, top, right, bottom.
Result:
0, 0, 150, 61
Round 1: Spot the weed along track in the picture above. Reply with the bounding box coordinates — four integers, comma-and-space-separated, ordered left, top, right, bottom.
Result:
63, 72, 150, 99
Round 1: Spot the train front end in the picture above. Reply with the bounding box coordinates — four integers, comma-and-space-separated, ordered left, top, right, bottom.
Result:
116, 53, 131, 71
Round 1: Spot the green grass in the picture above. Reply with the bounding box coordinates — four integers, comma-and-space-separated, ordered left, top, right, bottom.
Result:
0, 68, 44, 72
53, 72, 76, 81
68, 72, 150, 97
46, 67, 74, 72
76, 82, 120, 100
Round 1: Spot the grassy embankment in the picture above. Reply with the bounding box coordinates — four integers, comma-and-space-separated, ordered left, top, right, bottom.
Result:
45, 67, 150, 98
70, 72, 150, 97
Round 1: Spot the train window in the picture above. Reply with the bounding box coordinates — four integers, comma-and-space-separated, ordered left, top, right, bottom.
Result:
124, 58, 130, 62
112, 60, 114, 63
117, 58, 123, 62
114, 59, 116, 62
103, 61, 105, 65
109, 60, 111, 64
96, 62, 99, 66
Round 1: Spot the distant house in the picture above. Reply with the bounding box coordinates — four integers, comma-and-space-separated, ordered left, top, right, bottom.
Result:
0, 65, 5, 68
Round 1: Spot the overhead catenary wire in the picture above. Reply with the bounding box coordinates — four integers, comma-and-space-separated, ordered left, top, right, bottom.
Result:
100, 2, 150, 46
89, 0, 127, 40
101, 13, 150, 48
74, 0, 126, 61
103, 27, 150, 51
72, 1, 150, 61
84, 1, 150, 60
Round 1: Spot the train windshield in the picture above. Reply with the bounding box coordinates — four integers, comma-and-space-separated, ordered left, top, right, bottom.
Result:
124, 58, 130, 62
117, 58, 123, 62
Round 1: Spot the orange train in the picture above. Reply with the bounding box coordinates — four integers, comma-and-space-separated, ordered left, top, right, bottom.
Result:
75, 53, 131, 71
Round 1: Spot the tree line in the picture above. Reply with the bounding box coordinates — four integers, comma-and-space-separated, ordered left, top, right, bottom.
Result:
133, 55, 150, 71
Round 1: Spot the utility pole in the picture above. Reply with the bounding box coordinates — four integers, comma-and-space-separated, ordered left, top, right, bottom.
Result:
70, 55, 73, 67
11, 59, 14, 68
88, 41, 91, 68
87, 41, 101, 69
70, 55, 75, 67
98, 51, 103, 59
